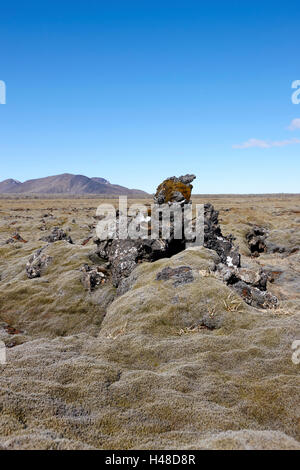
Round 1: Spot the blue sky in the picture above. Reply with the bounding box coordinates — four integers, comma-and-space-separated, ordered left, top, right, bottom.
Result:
0, 0, 299, 193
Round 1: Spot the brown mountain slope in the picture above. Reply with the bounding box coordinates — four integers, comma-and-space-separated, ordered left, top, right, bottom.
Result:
0, 173, 148, 196
0, 179, 22, 192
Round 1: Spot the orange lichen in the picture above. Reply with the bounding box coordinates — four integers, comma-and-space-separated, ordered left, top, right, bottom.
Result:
155, 179, 192, 203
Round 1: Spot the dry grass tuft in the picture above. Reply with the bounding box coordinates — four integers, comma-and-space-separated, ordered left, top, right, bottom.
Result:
223, 293, 243, 312
106, 321, 128, 340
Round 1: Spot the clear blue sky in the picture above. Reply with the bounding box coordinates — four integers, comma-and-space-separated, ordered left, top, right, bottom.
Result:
0, 0, 299, 193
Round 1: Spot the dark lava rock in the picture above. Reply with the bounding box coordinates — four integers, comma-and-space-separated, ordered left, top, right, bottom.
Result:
232, 281, 278, 309
80, 264, 108, 291
262, 267, 284, 284
246, 226, 288, 255
265, 242, 286, 254
288, 246, 299, 255
5, 233, 27, 244
94, 180, 240, 288
246, 226, 267, 256
26, 249, 52, 279
93, 173, 277, 309
203, 203, 240, 267
216, 264, 267, 290
5, 238, 15, 244
215, 263, 277, 308
95, 238, 173, 287
156, 266, 194, 287
41, 227, 73, 244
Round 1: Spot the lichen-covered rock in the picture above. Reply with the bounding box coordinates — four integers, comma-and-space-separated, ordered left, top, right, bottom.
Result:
216, 264, 268, 289
80, 264, 107, 291
41, 227, 73, 244
156, 265, 194, 287
94, 237, 172, 287
232, 281, 278, 309
265, 227, 300, 255
215, 259, 278, 308
154, 174, 196, 204
26, 248, 52, 279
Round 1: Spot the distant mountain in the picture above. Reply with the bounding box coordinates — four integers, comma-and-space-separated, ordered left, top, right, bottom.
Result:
90, 177, 110, 185
0, 179, 22, 192
0, 173, 148, 196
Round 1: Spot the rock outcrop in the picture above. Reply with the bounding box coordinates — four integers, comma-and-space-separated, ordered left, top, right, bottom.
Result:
93, 174, 277, 308
156, 265, 194, 287
246, 225, 292, 256
154, 174, 196, 204
80, 264, 108, 291
26, 248, 52, 279
94, 174, 194, 288
41, 227, 73, 244
216, 263, 278, 308
203, 203, 240, 267
95, 237, 179, 288
5, 233, 27, 244
246, 226, 267, 255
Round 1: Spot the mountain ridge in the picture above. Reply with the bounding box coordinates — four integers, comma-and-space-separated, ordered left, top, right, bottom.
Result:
0, 173, 148, 196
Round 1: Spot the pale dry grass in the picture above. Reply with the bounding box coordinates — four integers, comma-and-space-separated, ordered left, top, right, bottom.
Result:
223, 293, 243, 312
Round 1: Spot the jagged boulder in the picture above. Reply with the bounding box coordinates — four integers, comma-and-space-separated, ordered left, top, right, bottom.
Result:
93, 173, 277, 308
215, 263, 277, 308
80, 264, 108, 291
232, 281, 278, 309
94, 237, 173, 287
94, 175, 240, 287
246, 226, 267, 255
154, 174, 196, 204
216, 264, 267, 290
203, 203, 240, 267
5, 233, 27, 244
41, 227, 73, 244
26, 249, 52, 279
156, 266, 194, 287
246, 226, 288, 255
